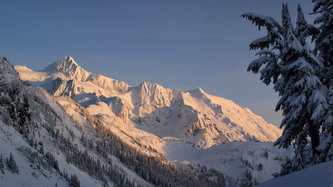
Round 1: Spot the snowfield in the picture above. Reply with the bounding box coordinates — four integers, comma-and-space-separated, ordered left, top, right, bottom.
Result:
259, 161, 333, 187
163, 140, 292, 186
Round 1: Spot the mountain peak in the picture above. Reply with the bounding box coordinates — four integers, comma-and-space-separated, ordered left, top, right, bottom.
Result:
44, 56, 90, 81
196, 87, 205, 93
187, 87, 206, 97
62, 56, 77, 65
54, 56, 79, 70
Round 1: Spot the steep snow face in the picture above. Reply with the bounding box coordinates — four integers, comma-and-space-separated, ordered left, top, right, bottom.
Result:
131, 81, 182, 117
15, 56, 282, 149
205, 93, 281, 141
137, 86, 281, 148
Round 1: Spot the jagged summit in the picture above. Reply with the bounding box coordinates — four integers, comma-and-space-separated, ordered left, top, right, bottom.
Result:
43, 56, 90, 81
63, 56, 77, 64
44, 56, 78, 71
16, 56, 130, 93
138, 81, 169, 93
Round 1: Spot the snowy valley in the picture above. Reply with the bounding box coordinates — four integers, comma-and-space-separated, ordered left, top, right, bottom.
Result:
0, 56, 290, 186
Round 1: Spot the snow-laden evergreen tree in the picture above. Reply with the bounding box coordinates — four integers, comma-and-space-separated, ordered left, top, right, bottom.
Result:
275, 4, 326, 159
312, 0, 333, 160
69, 174, 81, 187
242, 3, 326, 171
6, 153, 19, 174
313, 0, 333, 75
0, 154, 4, 174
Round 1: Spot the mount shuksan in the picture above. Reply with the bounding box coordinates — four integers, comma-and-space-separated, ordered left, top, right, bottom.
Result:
15, 56, 281, 149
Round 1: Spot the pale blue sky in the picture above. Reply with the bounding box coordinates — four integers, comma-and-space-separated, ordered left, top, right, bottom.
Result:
0, 0, 315, 125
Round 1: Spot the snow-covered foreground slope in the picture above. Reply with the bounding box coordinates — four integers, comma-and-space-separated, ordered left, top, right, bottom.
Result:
0, 120, 69, 187
259, 161, 333, 187
12, 56, 290, 186
15, 56, 281, 148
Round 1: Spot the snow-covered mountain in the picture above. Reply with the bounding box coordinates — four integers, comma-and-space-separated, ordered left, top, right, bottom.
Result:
1, 57, 219, 186
0, 56, 290, 186
15, 56, 281, 149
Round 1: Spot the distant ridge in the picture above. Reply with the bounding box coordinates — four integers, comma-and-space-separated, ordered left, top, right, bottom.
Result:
15, 56, 282, 148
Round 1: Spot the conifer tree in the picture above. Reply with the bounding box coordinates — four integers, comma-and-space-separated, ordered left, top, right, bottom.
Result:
6, 153, 19, 174
312, 0, 333, 160
313, 0, 333, 77
69, 174, 80, 187
0, 154, 4, 174
242, 4, 325, 164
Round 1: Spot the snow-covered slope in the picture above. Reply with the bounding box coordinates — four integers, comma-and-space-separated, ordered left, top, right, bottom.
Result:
12, 56, 290, 186
0, 120, 69, 187
163, 140, 291, 186
15, 56, 281, 149
0, 57, 157, 186
2, 57, 214, 187
259, 161, 333, 187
